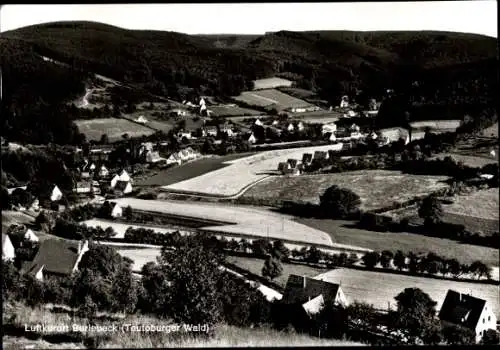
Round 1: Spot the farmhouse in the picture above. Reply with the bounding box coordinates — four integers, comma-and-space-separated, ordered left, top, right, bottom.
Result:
135, 115, 148, 124
99, 165, 110, 178
287, 123, 295, 132
439, 290, 497, 343
74, 181, 92, 194
21, 239, 89, 281
282, 274, 349, 316
114, 180, 133, 195
166, 153, 182, 166
254, 118, 263, 127
322, 123, 337, 135
2, 233, 16, 261
110, 203, 123, 218
7, 226, 40, 247
50, 185, 63, 202
118, 170, 131, 182
248, 133, 257, 144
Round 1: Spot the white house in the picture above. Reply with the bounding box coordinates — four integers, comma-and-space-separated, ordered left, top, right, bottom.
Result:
287, 123, 295, 132
135, 115, 148, 124
199, 97, 206, 107
329, 133, 337, 142
114, 181, 133, 195
322, 123, 337, 135
24, 229, 39, 243
110, 203, 123, 218
2, 233, 15, 261
272, 120, 279, 126
75, 181, 92, 194
439, 290, 497, 343
297, 122, 305, 131
50, 185, 63, 202
166, 153, 182, 166
340, 96, 349, 108
248, 133, 257, 144
254, 118, 263, 127
178, 131, 193, 140
110, 174, 120, 188
99, 165, 109, 178
118, 170, 131, 182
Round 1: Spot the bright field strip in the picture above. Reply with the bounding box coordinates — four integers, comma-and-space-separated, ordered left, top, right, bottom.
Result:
111, 198, 336, 246
445, 188, 499, 221
431, 152, 497, 167
315, 268, 500, 317
74, 118, 155, 141
409, 119, 462, 130
233, 89, 314, 109
242, 170, 449, 212
162, 145, 350, 196
252, 77, 293, 90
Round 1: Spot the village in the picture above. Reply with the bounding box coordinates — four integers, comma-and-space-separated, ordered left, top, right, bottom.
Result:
1, 4, 499, 348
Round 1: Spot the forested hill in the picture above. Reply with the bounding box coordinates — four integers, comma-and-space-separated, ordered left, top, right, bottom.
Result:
0, 21, 498, 144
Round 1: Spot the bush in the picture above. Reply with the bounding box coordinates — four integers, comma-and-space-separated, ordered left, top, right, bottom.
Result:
319, 185, 361, 219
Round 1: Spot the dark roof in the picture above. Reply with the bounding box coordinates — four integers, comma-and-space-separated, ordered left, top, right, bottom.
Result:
287, 159, 298, 168
115, 180, 131, 192
283, 274, 340, 305
302, 153, 313, 163
21, 239, 81, 276
438, 289, 486, 330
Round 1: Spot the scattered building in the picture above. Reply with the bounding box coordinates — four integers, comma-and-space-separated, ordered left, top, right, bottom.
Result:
166, 153, 182, 166
21, 239, 89, 281
50, 185, 63, 202
439, 289, 497, 343
114, 180, 133, 195
248, 133, 257, 144
23, 228, 39, 243
99, 165, 109, 178
322, 123, 337, 135
2, 233, 16, 261
302, 153, 313, 166
110, 202, 123, 218
135, 115, 148, 124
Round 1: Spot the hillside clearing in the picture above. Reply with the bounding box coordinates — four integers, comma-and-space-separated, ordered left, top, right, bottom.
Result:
74, 118, 155, 141
315, 268, 499, 317
431, 153, 497, 167
233, 89, 314, 110
242, 170, 449, 212
162, 145, 355, 196
111, 198, 335, 246
117, 247, 161, 272
297, 218, 500, 266
446, 188, 499, 220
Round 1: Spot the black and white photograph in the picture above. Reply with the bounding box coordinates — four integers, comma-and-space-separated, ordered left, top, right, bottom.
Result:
0, 1, 498, 348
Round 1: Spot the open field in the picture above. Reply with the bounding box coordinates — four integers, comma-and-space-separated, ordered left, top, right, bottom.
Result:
227, 256, 328, 288
445, 188, 499, 221
315, 268, 500, 317
278, 87, 317, 99
137, 153, 253, 187
431, 153, 497, 167
292, 110, 343, 124
481, 122, 498, 138
409, 120, 461, 131
111, 198, 336, 246
81, 219, 181, 239
297, 218, 500, 266
117, 247, 161, 272
74, 118, 155, 142
253, 77, 293, 90
242, 170, 449, 212
209, 105, 262, 117
233, 89, 313, 110
163, 145, 351, 196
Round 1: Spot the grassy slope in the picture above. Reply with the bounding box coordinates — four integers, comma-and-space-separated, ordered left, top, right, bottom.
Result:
3, 302, 364, 348
297, 218, 499, 266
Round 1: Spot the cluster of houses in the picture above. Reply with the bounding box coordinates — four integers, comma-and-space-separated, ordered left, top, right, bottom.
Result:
278, 274, 497, 344
277, 146, 345, 175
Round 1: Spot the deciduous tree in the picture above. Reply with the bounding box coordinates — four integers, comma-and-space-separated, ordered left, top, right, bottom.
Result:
262, 255, 283, 281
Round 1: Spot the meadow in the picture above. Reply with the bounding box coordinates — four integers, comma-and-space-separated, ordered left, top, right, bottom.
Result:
116, 246, 161, 272
409, 120, 461, 131
74, 118, 155, 141
297, 218, 500, 266
252, 77, 293, 90
431, 153, 497, 167
481, 122, 498, 138
315, 268, 500, 317
242, 170, 449, 212
208, 105, 262, 117
137, 153, 254, 187
111, 198, 335, 246
445, 188, 499, 221
162, 145, 349, 196
233, 89, 314, 110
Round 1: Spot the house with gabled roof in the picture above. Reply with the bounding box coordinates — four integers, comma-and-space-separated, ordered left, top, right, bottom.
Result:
2, 233, 16, 261
166, 153, 182, 166
50, 185, 63, 202
98, 165, 109, 178
302, 153, 313, 166
118, 170, 131, 182
74, 181, 93, 194
439, 289, 497, 343
114, 180, 133, 195
21, 239, 89, 281
110, 174, 121, 189
110, 202, 123, 218
248, 133, 257, 144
